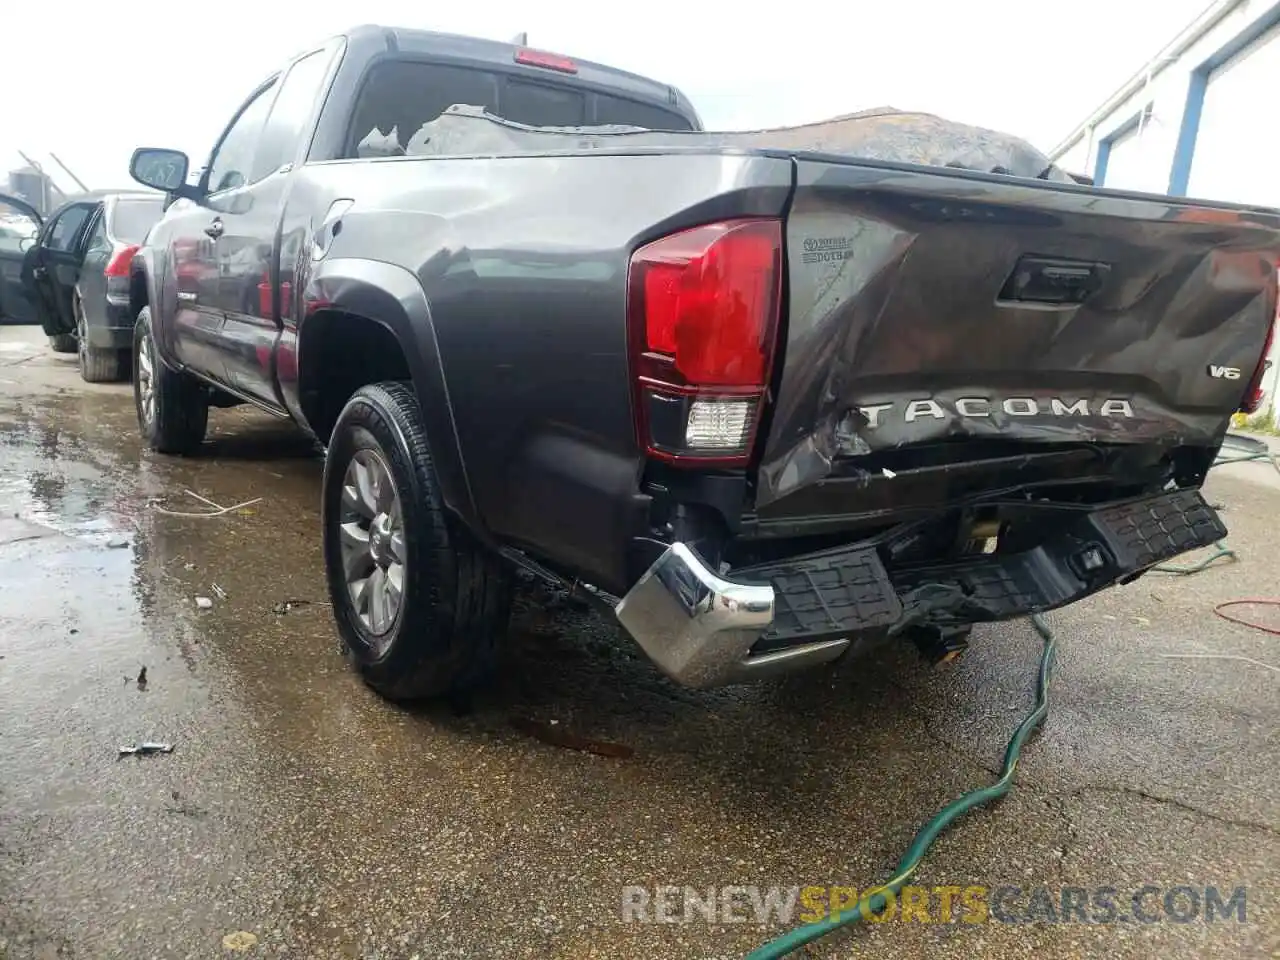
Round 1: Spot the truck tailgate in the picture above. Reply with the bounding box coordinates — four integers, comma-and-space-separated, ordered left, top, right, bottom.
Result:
758, 158, 1280, 513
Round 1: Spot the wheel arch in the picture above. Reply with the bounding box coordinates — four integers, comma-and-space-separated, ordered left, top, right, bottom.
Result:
128, 249, 161, 351
297, 257, 480, 536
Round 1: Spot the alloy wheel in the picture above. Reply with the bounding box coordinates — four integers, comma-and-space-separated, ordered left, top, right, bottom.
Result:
136, 333, 156, 426
338, 447, 406, 647
75, 299, 87, 371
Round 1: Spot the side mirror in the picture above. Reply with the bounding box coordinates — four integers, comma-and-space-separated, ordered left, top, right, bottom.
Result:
130, 147, 197, 197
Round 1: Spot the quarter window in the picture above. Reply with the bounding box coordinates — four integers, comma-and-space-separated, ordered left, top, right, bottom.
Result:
83, 215, 109, 255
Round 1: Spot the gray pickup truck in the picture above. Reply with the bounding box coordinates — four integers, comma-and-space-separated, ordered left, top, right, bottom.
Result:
119, 24, 1278, 699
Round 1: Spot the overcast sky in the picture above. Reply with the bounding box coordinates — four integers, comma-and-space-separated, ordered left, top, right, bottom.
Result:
1, 0, 1211, 192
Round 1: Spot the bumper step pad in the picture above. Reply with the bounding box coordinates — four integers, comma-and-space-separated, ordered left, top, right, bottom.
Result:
743, 546, 903, 645
1091, 488, 1226, 570
739, 489, 1226, 645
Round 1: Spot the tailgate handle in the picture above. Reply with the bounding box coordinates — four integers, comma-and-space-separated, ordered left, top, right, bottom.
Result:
999, 255, 1110, 306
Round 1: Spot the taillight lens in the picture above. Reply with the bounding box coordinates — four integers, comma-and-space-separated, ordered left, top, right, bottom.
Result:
627, 218, 783, 466
104, 243, 140, 278
1239, 264, 1280, 414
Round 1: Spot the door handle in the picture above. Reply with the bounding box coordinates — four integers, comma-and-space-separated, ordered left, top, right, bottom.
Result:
204, 219, 224, 240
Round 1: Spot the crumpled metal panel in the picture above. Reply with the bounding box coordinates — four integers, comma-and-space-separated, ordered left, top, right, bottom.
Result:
386, 104, 1070, 181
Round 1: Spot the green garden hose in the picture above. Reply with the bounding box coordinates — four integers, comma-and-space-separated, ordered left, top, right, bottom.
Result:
746, 613, 1057, 960
747, 434, 1275, 958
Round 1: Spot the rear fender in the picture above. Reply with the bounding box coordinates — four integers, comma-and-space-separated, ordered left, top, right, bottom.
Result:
128, 247, 169, 359
295, 257, 479, 535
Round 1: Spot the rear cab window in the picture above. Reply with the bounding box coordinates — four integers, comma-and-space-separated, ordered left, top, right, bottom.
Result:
345, 58, 694, 158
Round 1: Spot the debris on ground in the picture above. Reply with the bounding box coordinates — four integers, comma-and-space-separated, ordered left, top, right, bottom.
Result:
509, 716, 634, 759
118, 742, 174, 757
156, 489, 262, 519
1162, 652, 1280, 673
272, 599, 321, 615
195, 596, 213, 610
222, 931, 259, 952
106, 537, 129, 549
136, 666, 148, 690
211, 584, 228, 600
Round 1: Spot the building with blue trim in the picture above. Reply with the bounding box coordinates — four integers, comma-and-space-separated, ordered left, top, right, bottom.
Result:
1049, 0, 1280, 206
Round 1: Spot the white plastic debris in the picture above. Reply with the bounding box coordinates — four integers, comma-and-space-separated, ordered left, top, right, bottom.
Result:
195, 596, 213, 610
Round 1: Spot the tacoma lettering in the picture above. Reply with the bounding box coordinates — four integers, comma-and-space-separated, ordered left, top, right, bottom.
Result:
856, 397, 1136, 428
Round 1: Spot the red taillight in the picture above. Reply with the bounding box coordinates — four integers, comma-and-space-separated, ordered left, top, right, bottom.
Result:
514, 48, 577, 74
627, 218, 783, 466
104, 243, 140, 278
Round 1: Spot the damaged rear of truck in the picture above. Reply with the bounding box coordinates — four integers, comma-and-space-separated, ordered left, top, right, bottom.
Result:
554, 122, 1280, 688
317, 108, 1280, 694
614, 155, 1280, 685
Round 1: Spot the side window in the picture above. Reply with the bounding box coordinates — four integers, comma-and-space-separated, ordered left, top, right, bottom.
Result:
205, 80, 278, 194
251, 47, 336, 183
83, 214, 109, 255
0, 199, 38, 255
45, 205, 93, 252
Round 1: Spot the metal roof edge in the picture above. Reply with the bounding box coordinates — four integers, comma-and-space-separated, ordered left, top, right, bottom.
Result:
1047, 0, 1246, 160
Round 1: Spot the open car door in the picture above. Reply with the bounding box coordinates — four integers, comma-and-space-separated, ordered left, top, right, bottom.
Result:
19, 197, 101, 338
0, 193, 42, 324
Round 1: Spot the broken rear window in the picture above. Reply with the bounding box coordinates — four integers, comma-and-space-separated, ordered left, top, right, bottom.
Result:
345, 59, 694, 158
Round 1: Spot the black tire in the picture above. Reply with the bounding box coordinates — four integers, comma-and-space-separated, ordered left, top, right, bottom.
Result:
133, 306, 208, 454
322, 381, 513, 701
74, 292, 124, 383
48, 333, 77, 354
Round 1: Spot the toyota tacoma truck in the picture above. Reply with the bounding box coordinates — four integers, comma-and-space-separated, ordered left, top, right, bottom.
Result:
124, 24, 1280, 698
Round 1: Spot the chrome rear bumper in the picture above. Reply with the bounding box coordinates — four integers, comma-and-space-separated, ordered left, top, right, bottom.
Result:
614, 542, 850, 688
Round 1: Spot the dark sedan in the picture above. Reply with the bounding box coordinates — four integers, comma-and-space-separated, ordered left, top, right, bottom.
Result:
0, 190, 165, 382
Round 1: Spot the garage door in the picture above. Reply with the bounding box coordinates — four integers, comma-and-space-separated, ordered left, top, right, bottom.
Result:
1188, 20, 1280, 423
1187, 20, 1280, 207
1101, 118, 1163, 193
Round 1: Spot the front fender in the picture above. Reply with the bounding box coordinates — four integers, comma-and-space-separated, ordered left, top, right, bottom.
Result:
295, 257, 478, 535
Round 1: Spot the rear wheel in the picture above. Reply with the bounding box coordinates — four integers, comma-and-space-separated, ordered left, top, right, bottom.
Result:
133, 306, 208, 454
74, 293, 124, 383
323, 381, 513, 701
48, 333, 77, 354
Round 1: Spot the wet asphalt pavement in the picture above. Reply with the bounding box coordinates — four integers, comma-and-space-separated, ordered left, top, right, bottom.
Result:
0, 324, 1277, 959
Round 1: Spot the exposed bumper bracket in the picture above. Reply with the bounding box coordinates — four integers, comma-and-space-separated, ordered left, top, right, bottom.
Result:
614, 543, 849, 688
